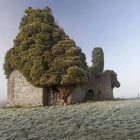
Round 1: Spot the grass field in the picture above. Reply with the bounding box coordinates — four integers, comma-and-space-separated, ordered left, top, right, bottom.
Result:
0, 100, 140, 140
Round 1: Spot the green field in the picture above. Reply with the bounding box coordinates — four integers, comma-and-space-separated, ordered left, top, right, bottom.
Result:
0, 100, 140, 140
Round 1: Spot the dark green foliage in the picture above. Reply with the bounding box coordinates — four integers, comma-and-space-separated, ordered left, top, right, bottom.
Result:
105, 70, 120, 88
3, 49, 14, 78
92, 47, 104, 76
61, 66, 88, 86
3, 7, 88, 87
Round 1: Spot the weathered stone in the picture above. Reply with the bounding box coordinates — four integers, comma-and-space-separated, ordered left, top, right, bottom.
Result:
71, 86, 87, 104
7, 69, 118, 107
86, 71, 113, 100
7, 70, 43, 107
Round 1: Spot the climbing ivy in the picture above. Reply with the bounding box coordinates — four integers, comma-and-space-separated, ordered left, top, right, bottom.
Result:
92, 47, 104, 76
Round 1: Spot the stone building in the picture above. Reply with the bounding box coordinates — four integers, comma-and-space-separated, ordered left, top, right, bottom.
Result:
85, 71, 114, 101
7, 70, 85, 106
6, 47, 120, 107
7, 69, 120, 107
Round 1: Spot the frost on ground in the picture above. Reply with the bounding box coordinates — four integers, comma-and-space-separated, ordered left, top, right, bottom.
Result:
0, 100, 140, 140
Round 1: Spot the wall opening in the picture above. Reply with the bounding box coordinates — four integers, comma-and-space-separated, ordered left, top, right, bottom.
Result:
43, 86, 60, 106
85, 89, 95, 100
43, 87, 51, 106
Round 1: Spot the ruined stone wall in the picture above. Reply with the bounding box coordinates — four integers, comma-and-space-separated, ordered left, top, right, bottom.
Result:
88, 72, 113, 100
71, 86, 87, 104
7, 70, 43, 107
7, 70, 113, 107
69, 72, 113, 103
100, 72, 113, 99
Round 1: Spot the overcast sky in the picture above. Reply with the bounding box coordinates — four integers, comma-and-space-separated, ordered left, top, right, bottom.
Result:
1, 0, 140, 102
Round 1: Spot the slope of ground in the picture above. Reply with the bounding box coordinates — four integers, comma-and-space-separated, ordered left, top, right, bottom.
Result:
0, 100, 140, 140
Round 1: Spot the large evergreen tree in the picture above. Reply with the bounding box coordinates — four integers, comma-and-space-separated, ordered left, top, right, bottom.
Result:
3, 7, 88, 88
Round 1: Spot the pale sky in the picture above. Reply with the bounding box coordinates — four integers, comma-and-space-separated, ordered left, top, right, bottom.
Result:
1, 0, 140, 102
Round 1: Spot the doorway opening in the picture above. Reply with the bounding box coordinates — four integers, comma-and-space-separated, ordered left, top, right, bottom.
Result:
85, 89, 95, 100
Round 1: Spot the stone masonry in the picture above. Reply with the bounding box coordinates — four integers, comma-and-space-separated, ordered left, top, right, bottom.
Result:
85, 71, 113, 100
7, 70, 43, 107
7, 70, 114, 106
